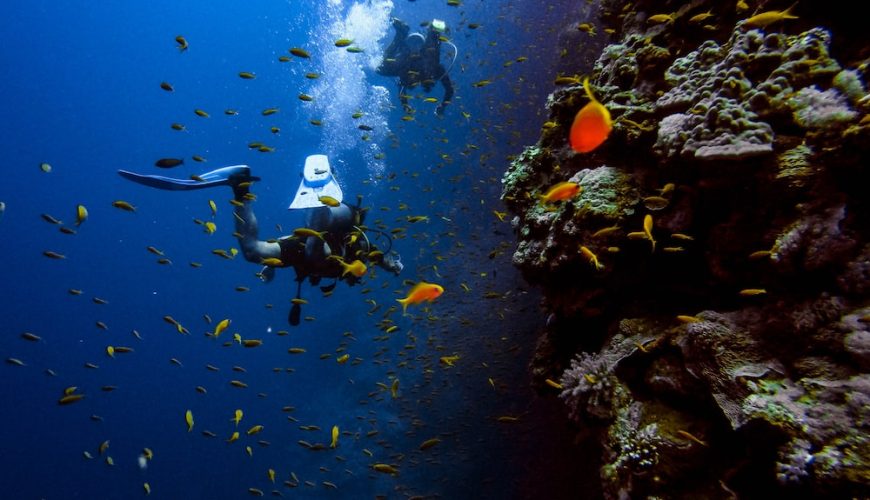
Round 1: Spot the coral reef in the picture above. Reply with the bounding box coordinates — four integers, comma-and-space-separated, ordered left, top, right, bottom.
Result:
501, 0, 870, 497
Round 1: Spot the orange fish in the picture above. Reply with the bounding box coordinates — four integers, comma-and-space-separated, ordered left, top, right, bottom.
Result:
569, 78, 611, 153
397, 281, 444, 314
540, 182, 582, 204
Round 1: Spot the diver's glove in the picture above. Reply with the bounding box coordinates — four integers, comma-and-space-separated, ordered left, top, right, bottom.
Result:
382, 252, 404, 275
258, 266, 275, 283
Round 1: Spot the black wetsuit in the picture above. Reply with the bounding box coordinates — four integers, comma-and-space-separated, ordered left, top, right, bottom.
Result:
377, 25, 454, 114
275, 203, 394, 285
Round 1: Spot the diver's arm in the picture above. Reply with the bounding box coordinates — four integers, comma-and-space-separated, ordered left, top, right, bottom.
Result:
437, 72, 454, 115
399, 86, 412, 113
233, 194, 281, 263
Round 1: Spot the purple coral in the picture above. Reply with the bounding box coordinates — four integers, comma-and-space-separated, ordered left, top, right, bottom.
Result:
559, 351, 619, 423
789, 86, 857, 129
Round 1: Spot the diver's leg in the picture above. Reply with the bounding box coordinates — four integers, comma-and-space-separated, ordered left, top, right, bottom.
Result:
377, 18, 410, 76
231, 178, 281, 262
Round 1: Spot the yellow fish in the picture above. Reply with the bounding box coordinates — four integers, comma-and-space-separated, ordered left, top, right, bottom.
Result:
419, 438, 441, 450
372, 463, 398, 474
579, 246, 604, 271
647, 13, 675, 24
340, 259, 367, 278
75, 205, 88, 226
232, 409, 243, 426
676, 315, 702, 323
643, 214, 655, 252
440, 355, 460, 366
390, 379, 399, 398
246, 425, 264, 435
330, 425, 339, 448
185, 410, 194, 432
111, 200, 136, 212
226, 431, 239, 443
689, 10, 714, 23
744, 2, 798, 28
212, 318, 230, 337
293, 227, 325, 240
545, 378, 563, 390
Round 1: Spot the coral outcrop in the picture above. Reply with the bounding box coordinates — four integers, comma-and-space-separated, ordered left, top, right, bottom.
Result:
502, 0, 870, 497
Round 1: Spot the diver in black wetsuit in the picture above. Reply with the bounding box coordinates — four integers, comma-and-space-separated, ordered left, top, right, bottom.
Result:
117, 163, 404, 325
377, 18, 455, 116
230, 168, 403, 324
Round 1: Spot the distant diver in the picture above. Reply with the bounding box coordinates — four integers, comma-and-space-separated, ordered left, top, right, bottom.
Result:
118, 155, 404, 326
376, 17, 456, 116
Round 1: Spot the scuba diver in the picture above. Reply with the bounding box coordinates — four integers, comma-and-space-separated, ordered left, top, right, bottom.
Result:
376, 17, 456, 116
118, 155, 404, 325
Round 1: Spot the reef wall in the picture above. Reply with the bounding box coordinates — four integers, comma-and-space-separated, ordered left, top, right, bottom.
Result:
502, 0, 869, 497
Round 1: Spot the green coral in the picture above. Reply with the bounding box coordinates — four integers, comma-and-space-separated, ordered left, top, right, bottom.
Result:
571, 166, 638, 219
832, 69, 866, 105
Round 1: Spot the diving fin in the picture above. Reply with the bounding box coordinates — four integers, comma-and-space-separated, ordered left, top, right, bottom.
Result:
288, 303, 301, 326
289, 155, 343, 209
118, 165, 259, 191
289, 280, 304, 326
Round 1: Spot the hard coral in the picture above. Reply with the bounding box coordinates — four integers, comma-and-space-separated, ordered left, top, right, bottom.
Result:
654, 26, 844, 162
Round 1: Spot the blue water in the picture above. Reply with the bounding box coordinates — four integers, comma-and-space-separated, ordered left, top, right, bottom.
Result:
0, 0, 599, 498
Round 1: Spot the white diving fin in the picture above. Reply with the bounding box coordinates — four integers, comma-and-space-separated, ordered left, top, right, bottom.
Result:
289, 155, 343, 209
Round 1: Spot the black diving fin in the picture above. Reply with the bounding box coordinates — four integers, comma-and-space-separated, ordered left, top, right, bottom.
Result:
289, 280, 304, 326
288, 303, 301, 326
118, 165, 259, 191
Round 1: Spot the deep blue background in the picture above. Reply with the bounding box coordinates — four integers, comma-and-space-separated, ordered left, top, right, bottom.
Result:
0, 0, 602, 497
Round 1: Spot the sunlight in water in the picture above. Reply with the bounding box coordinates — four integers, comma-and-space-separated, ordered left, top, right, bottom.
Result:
309, 0, 394, 180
